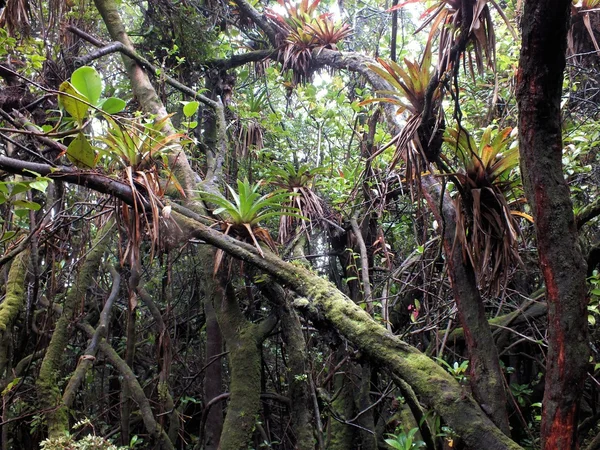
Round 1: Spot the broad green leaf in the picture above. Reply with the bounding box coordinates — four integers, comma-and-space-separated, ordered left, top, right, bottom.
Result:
29, 179, 49, 192
183, 101, 200, 118
67, 133, 97, 168
11, 182, 31, 196
101, 97, 127, 114
71, 66, 102, 105
13, 200, 41, 211
58, 81, 89, 123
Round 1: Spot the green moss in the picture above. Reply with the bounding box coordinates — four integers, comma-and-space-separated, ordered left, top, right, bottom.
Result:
36, 220, 113, 439
0, 250, 29, 334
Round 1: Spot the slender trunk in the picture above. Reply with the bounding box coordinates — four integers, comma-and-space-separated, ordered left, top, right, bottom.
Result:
36, 220, 113, 438
327, 359, 356, 450
517, 2, 589, 448
280, 301, 314, 450
203, 297, 224, 450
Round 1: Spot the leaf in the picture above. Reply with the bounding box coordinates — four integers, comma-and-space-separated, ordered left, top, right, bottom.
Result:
183, 101, 200, 118
67, 133, 97, 168
29, 179, 49, 192
101, 97, 127, 114
58, 81, 89, 123
2, 377, 20, 396
13, 200, 41, 211
71, 66, 102, 105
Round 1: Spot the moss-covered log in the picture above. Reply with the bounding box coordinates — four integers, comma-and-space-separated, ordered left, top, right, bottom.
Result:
35, 220, 113, 438
174, 211, 522, 450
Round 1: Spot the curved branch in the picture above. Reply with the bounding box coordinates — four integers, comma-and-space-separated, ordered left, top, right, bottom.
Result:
0, 155, 137, 206
230, 0, 278, 46
62, 266, 121, 408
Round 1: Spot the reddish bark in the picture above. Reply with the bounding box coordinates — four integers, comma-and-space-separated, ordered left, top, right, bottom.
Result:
516, 2, 589, 449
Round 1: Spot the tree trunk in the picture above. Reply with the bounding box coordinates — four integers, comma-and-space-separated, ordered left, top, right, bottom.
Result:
176, 208, 524, 450
203, 295, 224, 450
517, 2, 589, 449
36, 220, 113, 438
280, 301, 315, 449
211, 275, 277, 450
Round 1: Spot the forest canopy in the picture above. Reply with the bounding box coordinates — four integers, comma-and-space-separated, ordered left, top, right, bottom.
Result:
0, 0, 597, 449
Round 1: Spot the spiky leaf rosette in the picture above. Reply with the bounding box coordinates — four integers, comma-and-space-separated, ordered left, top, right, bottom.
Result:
361, 44, 444, 178
445, 125, 527, 294
199, 179, 306, 271
266, 0, 351, 85
268, 162, 325, 243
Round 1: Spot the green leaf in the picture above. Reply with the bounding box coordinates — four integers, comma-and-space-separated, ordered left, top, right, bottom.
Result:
11, 182, 31, 196
101, 97, 127, 114
71, 66, 102, 105
0, 231, 16, 242
13, 200, 41, 211
29, 179, 49, 192
58, 81, 89, 123
2, 377, 20, 397
67, 133, 97, 168
183, 101, 200, 118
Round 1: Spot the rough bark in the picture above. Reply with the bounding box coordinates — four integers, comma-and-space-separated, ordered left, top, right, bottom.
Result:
327, 362, 357, 450
203, 293, 224, 450
262, 282, 315, 450
214, 280, 278, 450
517, 2, 589, 449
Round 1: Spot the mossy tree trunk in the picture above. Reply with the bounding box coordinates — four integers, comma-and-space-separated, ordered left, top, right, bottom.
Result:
280, 303, 315, 450
0, 250, 28, 378
327, 356, 357, 450
35, 220, 113, 439
211, 277, 278, 450
0, 250, 29, 447
261, 280, 315, 450
203, 285, 224, 450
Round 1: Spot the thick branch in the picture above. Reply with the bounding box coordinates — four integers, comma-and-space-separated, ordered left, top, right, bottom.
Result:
78, 322, 175, 450
230, 0, 278, 46
172, 212, 522, 450
0, 155, 137, 205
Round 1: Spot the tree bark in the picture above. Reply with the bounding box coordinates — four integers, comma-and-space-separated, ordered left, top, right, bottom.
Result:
173, 211, 523, 450
208, 271, 278, 450
517, 2, 589, 449
203, 293, 224, 450
36, 219, 113, 438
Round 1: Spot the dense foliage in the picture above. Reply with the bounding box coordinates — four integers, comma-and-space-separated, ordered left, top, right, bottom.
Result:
0, 0, 598, 449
